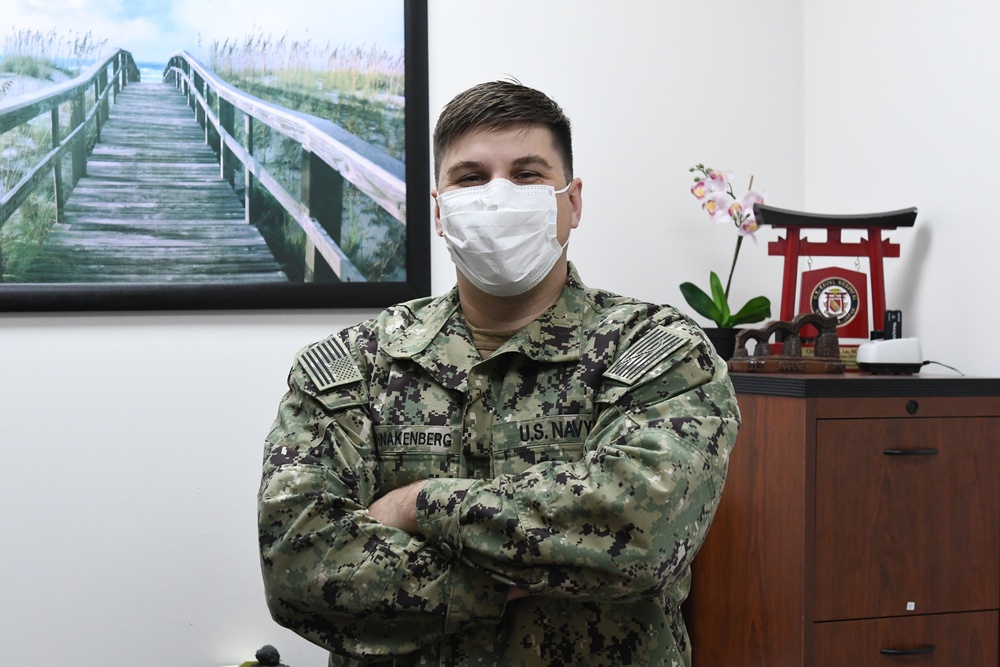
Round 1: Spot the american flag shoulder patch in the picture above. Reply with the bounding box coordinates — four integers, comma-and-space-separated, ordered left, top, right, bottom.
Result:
297, 337, 363, 392
603, 326, 691, 385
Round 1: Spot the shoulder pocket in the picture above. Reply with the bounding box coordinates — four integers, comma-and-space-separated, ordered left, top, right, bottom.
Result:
598, 323, 703, 405
293, 336, 368, 412
297, 336, 363, 391
603, 324, 698, 384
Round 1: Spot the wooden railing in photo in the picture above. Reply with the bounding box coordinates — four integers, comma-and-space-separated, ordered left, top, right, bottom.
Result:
0, 49, 140, 278
163, 51, 407, 283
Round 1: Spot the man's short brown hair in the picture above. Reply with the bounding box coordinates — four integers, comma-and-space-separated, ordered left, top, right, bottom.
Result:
433, 80, 574, 181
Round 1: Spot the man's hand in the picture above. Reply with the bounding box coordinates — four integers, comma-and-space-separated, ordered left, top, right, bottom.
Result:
368, 480, 423, 534
370, 481, 530, 602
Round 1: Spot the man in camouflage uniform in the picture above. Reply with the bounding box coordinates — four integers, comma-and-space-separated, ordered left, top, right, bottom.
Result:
258, 81, 740, 666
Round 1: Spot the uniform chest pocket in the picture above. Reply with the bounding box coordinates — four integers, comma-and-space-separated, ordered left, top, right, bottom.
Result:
491, 414, 594, 476
373, 426, 461, 493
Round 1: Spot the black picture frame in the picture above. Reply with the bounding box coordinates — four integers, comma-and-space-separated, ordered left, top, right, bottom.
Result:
0, 0, 430, 312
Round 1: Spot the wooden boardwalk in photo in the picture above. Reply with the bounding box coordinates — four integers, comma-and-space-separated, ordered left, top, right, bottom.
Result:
25, 81, 288, 283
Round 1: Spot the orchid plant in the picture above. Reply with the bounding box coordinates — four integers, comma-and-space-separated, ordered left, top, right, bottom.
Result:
681, 164, 771, 328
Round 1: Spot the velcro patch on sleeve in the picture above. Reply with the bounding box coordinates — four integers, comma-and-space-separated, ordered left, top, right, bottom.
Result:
298, 337, 363, 392
603, 326, 690, 385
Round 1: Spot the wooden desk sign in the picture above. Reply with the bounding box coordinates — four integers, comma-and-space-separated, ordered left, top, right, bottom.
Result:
728, 313, 846, 374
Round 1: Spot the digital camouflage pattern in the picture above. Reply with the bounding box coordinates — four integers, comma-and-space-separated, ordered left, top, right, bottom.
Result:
258, 264, 740, 666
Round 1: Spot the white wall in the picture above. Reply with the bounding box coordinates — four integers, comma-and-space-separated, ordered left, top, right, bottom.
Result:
804, 0, 1000, 374
426, 2, 804, 311
0, 1, 916, 665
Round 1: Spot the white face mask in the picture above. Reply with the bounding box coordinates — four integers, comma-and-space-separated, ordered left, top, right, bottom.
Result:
436, 178, 571, 297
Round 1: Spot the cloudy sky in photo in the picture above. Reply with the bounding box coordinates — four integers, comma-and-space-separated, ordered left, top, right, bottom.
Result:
3, 0, 405, 65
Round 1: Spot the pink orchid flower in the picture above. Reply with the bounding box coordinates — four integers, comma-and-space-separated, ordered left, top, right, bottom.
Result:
733, 190, 766, 238
707, 170, 732, 193
691, 169, 733, 200
705, 192, 735, 221
682, 164, 773, 328
740, 215, 760, 238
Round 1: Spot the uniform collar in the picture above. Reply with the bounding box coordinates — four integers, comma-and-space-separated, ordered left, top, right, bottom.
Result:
381, 290, 464, 360
385, 263, 590, 365
503, 263, 588, 363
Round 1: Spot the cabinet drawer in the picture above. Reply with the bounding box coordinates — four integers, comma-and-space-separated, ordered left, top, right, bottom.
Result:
813, 611, 998, 667
814, 418, 1000, 621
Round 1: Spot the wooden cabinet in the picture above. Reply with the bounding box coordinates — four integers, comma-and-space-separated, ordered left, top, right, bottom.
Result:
685, 375, 1000, 666
812, 611, 998, 667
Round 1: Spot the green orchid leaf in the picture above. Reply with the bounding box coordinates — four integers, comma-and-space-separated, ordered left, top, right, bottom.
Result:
708, 272, 731, 322
728, 296, 772, 327
679, 282, 723, 324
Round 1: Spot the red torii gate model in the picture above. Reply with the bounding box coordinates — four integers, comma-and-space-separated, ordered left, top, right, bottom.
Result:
753, 204, 917, 336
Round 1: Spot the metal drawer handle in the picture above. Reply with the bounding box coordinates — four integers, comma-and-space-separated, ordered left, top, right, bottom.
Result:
880, 644, 936, 656
882, 448, 939, 456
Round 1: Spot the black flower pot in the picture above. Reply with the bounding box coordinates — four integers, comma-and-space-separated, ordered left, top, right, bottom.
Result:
704, 327, 739, 361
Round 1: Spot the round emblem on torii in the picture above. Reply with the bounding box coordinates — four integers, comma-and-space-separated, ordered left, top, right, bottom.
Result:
810, 277, 861, 326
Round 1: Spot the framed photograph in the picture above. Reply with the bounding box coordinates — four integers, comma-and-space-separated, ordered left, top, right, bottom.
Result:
0, 0, 429, 311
